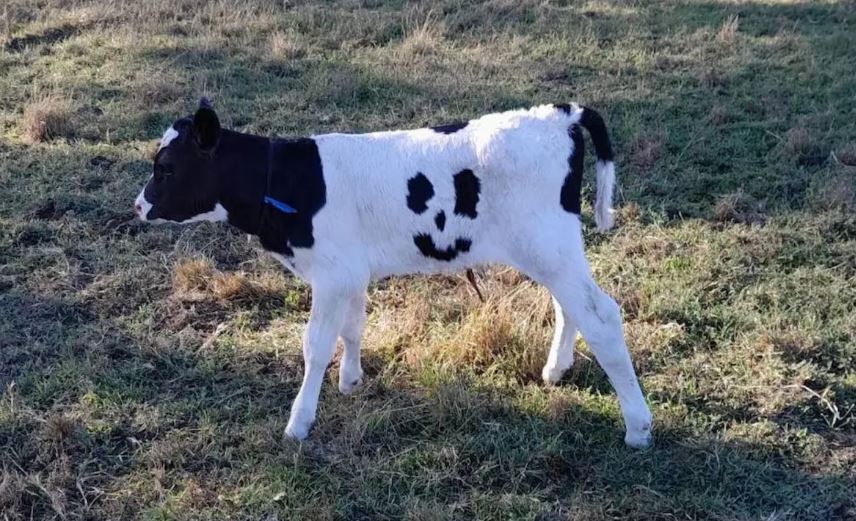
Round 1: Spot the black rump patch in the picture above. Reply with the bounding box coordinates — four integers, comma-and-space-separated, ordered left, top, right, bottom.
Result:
407, 173, 434, 214
413, 234, 472, 262
560, 125, 584, 214
257, 138, 326, 256
434, 210, 446, 231
453, 169, 480, 219
431, 122, 467, 134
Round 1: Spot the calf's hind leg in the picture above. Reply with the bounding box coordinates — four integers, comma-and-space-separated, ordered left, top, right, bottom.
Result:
338, 292, 367, 395
542, 297, 577, 384
548, 273, 652, 448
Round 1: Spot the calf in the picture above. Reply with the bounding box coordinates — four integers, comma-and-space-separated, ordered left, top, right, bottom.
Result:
133, 99, 653, 447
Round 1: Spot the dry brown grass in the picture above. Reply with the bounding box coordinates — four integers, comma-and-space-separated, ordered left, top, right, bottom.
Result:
172, 257, 284, 303
397, 13, 445, 60
714, 190, 767, 225
398, 273, 551, 380
717, 14, 739, 43
133, 74, 187, 106
20, 95, 74, 143
269, 30, 305, 60
628, 133, 664, 170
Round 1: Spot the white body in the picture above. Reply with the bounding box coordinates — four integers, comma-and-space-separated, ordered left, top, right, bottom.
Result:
283, 104, 650, 447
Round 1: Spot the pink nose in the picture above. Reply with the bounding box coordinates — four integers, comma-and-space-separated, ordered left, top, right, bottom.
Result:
134, 203, 142, 215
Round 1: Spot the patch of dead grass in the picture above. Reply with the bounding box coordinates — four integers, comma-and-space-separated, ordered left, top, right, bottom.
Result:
172, 258, 284, 304
717, 14, 739, 43
21, 95, 74, 143
398, 14, 445, 58
399, 274, 551, 380
269, 30, 305, 60
133, 74, 186, 106
627, 133, 664, 170
714, 190, 767, 225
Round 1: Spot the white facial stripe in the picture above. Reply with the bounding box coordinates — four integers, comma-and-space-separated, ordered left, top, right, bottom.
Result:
178, 203, 229, 223
158, 126, 179, 152
134, 185, 153, 221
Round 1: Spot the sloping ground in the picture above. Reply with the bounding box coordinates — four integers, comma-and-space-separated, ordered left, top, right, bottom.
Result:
0, 1, 853, 519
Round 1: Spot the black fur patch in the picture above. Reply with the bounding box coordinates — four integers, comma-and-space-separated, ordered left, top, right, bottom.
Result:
554, 103, 572, 114
407, 173, 434, 214
413, 234, 472, 261
431, 122, 467, 134
256, 138, 326, 256
434, 210, 446, 231
453, 169, 480, 218
560, 125, 584, 214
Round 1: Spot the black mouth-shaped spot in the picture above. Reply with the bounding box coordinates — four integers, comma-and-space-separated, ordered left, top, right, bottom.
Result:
413, 233, 472, 261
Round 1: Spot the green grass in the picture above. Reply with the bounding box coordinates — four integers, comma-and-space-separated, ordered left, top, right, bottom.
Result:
1, 0, 855, 519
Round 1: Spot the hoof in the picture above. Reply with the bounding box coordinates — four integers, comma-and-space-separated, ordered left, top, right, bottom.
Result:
284, 417, 313, 440
541, 365, 567, 385
338, 375, 363, 395
624, 426, 653, 449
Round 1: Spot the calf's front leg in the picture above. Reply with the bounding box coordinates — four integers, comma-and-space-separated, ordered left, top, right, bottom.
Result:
285, 282, 352, 440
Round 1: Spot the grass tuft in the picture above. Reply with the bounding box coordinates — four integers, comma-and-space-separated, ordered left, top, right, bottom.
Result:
20, 95, 74, 143
714, 190, 767, 225
717, 15, 739, 43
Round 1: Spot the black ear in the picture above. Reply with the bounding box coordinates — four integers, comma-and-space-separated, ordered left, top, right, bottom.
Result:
192, 103, 220, 152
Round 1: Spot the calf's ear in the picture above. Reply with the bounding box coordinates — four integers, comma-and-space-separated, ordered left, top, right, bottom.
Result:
192, 100, 221, 152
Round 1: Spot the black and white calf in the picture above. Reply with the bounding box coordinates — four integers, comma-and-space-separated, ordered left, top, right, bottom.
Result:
134, 99, 653, 447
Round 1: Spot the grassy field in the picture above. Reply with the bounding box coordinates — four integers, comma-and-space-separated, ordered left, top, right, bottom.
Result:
1, 0, 855, 519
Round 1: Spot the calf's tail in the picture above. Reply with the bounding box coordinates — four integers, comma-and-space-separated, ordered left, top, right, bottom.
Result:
578, 106, 617, 231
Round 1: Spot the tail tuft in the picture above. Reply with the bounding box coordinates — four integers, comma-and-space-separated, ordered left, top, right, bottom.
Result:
594, 160, 615, 231
578, 106, 617, 231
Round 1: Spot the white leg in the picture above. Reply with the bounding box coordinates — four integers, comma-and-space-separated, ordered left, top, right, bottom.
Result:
285, 282, 352, 440
550, 276, 652, 448
542, 296, 577, 384
338, 292, 366, 395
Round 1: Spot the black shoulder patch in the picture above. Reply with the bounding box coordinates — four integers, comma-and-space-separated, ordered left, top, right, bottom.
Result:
453, 169, 480, 219
257, 138, 326, 256
554, 103, 572, 114
407, 173, 434, 214
434, 210, 446, 231
431, 122, 467, 134
560, 125, 584, 214
413, 234, 472, 262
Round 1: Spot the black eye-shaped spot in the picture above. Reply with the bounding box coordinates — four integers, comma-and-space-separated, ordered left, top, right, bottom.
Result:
453, 169, 480, 218
406, 173, 434, 214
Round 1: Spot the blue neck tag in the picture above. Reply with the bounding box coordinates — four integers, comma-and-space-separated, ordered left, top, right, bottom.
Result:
264, 196, 297, 214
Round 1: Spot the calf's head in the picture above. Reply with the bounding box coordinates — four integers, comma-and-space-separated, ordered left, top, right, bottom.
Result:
134, 100, 227, 223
